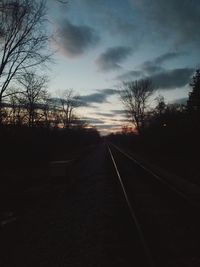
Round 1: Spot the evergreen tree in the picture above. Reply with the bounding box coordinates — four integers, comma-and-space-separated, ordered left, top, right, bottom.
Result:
187, 69, 200, 114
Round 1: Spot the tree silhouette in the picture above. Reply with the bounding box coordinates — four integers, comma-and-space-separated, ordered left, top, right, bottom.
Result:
155, 95, 166, 116
0, 0, 50, 121
57, 89, 80, 128
17, 72, 48, 127
120, 79, 154, 134
187, 69, 200, 115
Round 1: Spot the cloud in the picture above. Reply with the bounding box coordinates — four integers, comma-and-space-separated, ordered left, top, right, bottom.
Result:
151, 68, 194, 90
96, 46, 133, 71
111, 109, 127, 116
141, 52, 184, 75
97, 88, 119, 95
73, 0, 136, 37
93, 112, 114, 118
55, 19, 100, 57
55, 1, 200, 57
115, 52, 186, 84
117, 67, 194, 90
79, 88, 118, 105
48, 97, 69, 106
153, 52, 184, 65
80, 93, 108, 104
116, 70, 142, 80
70, 1, 200, 52
116, 52, 184, 81
130, 0, 200, 48
50, 89, 118, 108
82, 117, 105, 124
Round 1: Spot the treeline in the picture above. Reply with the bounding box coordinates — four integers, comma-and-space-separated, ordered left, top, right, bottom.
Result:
0, 1, 101, 169
0, 125, 100, 168
1, 76, 84, 129
108, 69, 200, 158
0, 73, 101, 168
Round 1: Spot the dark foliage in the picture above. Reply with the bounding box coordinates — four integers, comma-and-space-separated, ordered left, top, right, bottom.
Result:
0, 125, 101, 169
108, 70, 200, 183
187, 69, 200, 115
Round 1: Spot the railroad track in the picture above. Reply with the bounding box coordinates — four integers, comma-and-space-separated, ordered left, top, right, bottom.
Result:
108, 143, 200, 267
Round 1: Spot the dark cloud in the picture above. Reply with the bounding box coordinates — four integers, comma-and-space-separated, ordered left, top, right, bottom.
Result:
97, 88, 119, 95
141, 52, 183, 75
110, 109, 127, 116
55, 19, 99, 57
82, 117, 105, 124
116, 67, 194, 90
96, 46, 133, 71
80, 93, 107, 104
49, 89, 118, 108
141, 64, 164, 76
116, 52, 184, 81
79, 88, 118, 105
153, 52, 183, 65
55, 1, 200, 58
48, 97, 68, 106
75, 0, 136, 37
48, 97, 90, 108
110, 118, 130, 122
151, 68, 194, 90
116, 70, 142, 80
68, 1, 200, 51
93, 112, 114, 117
132, 0, 200, 48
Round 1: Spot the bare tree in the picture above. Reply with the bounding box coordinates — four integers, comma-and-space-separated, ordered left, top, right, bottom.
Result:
155, 95, 166, 116
41, 93, 53, 128
0, 0, 50, 120
6, 88, 25, 125
58, 89, 80, 128
18, 72, 47, 127
120, 79, 154, 134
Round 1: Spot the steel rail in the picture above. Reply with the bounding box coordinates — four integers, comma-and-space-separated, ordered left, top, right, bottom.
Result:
109, 142, 199, 207
108, 145, 156, 267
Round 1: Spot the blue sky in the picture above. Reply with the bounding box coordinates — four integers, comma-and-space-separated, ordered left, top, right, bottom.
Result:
46, 0, 200, 134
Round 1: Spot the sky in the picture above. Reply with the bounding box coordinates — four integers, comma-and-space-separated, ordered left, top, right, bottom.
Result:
46, 0, 200, 135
